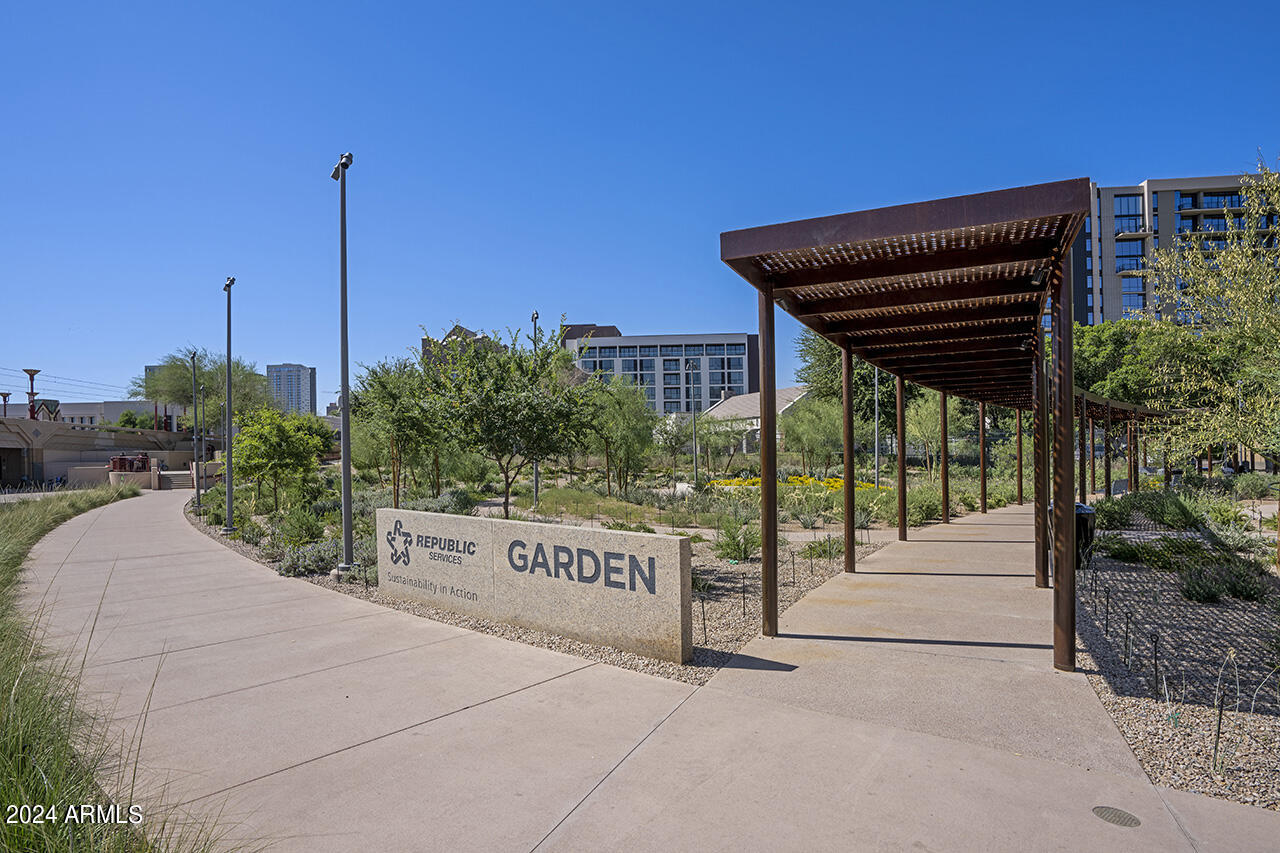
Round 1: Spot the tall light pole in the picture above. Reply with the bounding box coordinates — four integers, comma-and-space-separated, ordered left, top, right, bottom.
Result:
0, 392, 9, 417
23, 370, 40, 419
332, 152, 354, 579
197, 383, 205, 508
222, 277, 236, 534
191, 353, 200, 510
531, 309, 540, 509
688, 359, 701, 486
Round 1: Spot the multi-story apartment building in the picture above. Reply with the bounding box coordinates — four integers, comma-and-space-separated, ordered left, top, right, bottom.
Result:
267, 363, 317, 415
1079, 174, 1251, 324
561, 325, 759, 414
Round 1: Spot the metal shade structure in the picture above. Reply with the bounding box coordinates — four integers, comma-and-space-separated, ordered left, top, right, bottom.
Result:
722, 178, 1091, 671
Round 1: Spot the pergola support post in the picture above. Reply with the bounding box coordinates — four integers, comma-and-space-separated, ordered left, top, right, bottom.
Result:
1128, 422, 1136, 493
1104, 404, 1112, 498
1033, 333, 1048, 588
978, 402, 987, 513
842, 345, 856, 572
896, 374, 907, 541
1163, 439, 1170, 490
758, 282, 778, 637
1089, 416, 1096, 495
941, 392, 950, 522
1051, 257, 1076, 672
1078, 395, 1087, 504
1015, 408, 1023, 506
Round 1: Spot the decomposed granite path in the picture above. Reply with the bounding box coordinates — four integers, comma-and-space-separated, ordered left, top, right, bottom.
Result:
18, 490, 1280, 852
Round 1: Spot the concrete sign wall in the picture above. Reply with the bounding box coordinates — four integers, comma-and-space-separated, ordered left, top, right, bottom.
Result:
376, 509, 692, 663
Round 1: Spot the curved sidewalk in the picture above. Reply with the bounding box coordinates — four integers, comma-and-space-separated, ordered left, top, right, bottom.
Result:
19, 491, 1278, 851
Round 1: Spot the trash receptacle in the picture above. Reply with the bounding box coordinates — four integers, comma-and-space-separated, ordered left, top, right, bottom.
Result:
1075, 504, 1096, 572
1048, 502, 1097, 574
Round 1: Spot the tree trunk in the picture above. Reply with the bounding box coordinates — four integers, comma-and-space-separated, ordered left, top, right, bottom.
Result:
391, 437, 400, 509
603, 442, 613, 497
433, 449, 441, 497
273, 476, 279, 512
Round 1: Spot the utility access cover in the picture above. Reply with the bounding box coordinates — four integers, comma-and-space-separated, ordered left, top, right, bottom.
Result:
1092, 806, 1140, 828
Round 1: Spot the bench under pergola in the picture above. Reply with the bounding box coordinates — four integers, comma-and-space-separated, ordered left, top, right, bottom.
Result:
721, 179, 1097, 670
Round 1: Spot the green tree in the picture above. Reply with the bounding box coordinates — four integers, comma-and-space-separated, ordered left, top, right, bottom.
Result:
436, 323, 594, 518
130, 346, 273, 424
699, 416, 752, 475
1141, 162, 1280, 465
795, 327, 915, 430
779, 395, 843, 477
904, 391, 942, 481
588, 377, 655, 497
232, 407, 326, 512
352, 357, 441, 508
653, 414, 692, 487
111, 410, 147, 429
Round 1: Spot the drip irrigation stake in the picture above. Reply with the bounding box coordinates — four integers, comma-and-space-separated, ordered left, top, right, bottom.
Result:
1124, 611, 1132, 668
700, 593, 707, 645
1104, 587, 1110, 635
1151, 632, 1160, 698
1212, 689, 1225, 775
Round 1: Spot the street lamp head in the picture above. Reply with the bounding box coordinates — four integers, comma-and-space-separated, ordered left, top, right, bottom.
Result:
224, 276, 235, 292
531, 310, 538, 322
331, 152, 353, 180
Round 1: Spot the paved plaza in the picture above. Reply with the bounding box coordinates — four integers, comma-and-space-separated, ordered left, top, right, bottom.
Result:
20, 491, 1280, 851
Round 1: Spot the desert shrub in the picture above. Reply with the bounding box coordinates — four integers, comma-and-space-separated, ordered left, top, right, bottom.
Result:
853, 506, 872, 529
403, 488, 478, 516
955, 491, 978, 512
800, 537, 843, 559
713, 516, 761, 561
602, 519, 657, 534
796, 511, 820, 529
905, 488, 941, 526
1092, 497, 1132, 530
1222, 560, 1269, 601
238, 519, 266, 546
1130, 491, 1199, 530
274, 505, 325, 547
1234, 472, 1275, 501
1179, 565, 1224, 603
278, 536, 376, 576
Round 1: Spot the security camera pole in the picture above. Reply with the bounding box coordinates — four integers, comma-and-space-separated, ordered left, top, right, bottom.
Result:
331, 152, 354, 579
222, 277, 236, 534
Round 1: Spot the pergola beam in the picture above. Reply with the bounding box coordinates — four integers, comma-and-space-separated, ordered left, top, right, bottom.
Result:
818, 302, 1038, 336
789, 276, 1040, 317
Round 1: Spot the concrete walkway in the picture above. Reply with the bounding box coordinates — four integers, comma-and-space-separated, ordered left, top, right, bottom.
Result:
19, 492, 1279, 851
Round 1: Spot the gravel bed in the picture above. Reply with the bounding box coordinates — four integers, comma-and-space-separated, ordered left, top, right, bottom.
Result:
183, 498, 882, 686
1075, 539, 1280, 810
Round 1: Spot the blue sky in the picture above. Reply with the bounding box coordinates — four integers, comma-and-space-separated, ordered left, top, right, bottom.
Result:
3, 1, 1276, 407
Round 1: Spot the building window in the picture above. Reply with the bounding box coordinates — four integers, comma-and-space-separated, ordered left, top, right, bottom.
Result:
598, 347, 617, 358
596, 360, 614, 372
1175, 191, 1195, 211
708, 357, 725, 370
1202, 192, 1242, 210
729, 371, 744, 384
1114, 215, 1144, 235
621, 359, 637, 372
1115, 239, 1144, 273
729, 385, 744, 397
639, 373, 655, 386
660, 345, 682, 356
645, 387, 656, 400
1122, 277, 1144, 294
1113, 194, 1142, 216
706, 344, 725, 355
683, 358, 701, 371
727, 357, 743, 370
664, 401, 681, 413
1122, 293, 1145, 314
663, 388, 681, 400
1151, 191, 1158, 211
1202, 215, 1226, 232
580, 360, 595, 371
582, 347, 597, 358
663, 373, 679, 386
684, 344, 703, 356
663, 359, 679, 371
726, 343, 746, 355
618, 346, 637, 357
639, 345, 658, 357
639, 359, 654, 371
710, 372, 725, 385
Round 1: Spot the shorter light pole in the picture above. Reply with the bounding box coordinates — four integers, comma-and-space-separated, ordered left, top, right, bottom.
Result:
222, 276, 236, 534
531, 310, 540, 508
191, 353, 199, 509
197, 383, 206, 508
0, 392, 9, 417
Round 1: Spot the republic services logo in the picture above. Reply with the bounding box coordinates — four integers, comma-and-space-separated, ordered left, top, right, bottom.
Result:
386, 519, 413, 565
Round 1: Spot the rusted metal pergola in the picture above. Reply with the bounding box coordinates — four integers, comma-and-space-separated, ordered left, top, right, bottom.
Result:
722, 179, 1091, 671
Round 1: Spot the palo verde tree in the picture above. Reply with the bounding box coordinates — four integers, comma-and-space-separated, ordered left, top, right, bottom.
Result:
587, 376, 655, 498
795, 327, 914, 431
437, 322, 594, 518
232, 407, 328, 512
130, 346, 274, 428
1141, 161, 1280, 466
652, 414, 692, 487
351, 356, 443, 508
779, 395, 844, 477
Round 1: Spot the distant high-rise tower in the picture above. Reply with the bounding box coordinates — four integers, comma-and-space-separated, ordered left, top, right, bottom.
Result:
267, 364, 317, 415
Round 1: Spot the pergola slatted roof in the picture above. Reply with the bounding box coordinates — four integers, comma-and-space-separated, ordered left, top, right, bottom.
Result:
721, 178, 1092, 409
